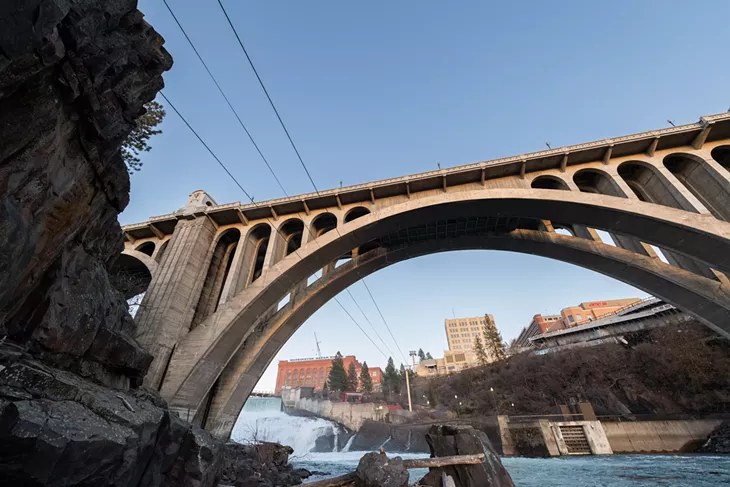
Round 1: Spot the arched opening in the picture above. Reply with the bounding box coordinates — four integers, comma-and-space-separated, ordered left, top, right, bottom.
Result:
344, 207, 379, 255
553, 226, 575, 237
155, 239, 170, 263
344, 206, 371, 223
572, 168, 652, 252
247, 225, 272, 284
109, 254, 152, 300
311, 212, 337, 237
711, 145, 730, 171
618, 161, 683, 209
136, 241, 155, 257
191, 229, 241, 329
279, 219, 304, 258
531, 176, 569, 190
664, 153, 730, 221
618, 160, 719, 279
573, 169, 624, 197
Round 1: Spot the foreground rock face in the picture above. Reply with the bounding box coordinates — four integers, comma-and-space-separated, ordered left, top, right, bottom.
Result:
0, 0, 239, 485
0, 0, 171, 388
0, 344, 221, 486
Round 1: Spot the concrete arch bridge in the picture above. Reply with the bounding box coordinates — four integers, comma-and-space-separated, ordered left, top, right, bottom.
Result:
120, 112, 730, 439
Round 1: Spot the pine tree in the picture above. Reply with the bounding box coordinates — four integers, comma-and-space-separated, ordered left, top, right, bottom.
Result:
425, 352, 433, 360
360, 362, 373, 393
418, 349, 426, 361
473, 335, 489, 366
327, 352, 349, 393
482, 315, 506, 362
347, 362, 359, 391
321, 382, 329, 398
383, 357, 399, 398
122, 101, 165, 174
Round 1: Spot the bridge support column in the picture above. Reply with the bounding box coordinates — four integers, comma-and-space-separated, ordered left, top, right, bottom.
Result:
218, 232, 246, 305
135, 217, 217, 390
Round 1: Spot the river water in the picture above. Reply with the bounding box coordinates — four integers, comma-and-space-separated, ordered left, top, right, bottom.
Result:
233, 398, 730, 486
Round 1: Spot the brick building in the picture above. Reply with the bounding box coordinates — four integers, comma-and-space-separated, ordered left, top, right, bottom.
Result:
514, 297, 641, 348
275, 355, 383, 395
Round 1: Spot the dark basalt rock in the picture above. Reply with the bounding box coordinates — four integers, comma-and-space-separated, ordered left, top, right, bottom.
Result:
217, 442, 303, 487
355, 452, 409, 487
418, 425, 514, 487
0, 0, 239, 485
0, 0, 172, 384
0, 346, 221, 486
698, 421, 730, 454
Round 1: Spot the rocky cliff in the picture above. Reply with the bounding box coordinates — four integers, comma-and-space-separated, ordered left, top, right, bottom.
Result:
0, 1, 230, 485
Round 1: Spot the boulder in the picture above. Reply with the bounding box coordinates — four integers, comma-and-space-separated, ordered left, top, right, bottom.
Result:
418, 425, 514, 487
355, 452, 409, 487
217, 442, 302, 487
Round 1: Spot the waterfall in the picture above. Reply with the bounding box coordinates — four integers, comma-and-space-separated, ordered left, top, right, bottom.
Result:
231, 397, 344, 457
379, 436, 392, 449
342, 434, 356, 452
332, 427, 340, 452
406, 430, 412, 452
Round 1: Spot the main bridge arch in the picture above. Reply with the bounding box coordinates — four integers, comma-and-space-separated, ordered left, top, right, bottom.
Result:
202, 228, 730, 438
155, 189, 730, 430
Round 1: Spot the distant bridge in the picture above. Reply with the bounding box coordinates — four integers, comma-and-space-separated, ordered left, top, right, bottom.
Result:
118, 112, 730, 439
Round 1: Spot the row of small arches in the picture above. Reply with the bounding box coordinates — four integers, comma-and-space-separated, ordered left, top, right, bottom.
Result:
136, 206, 377, 331
531, 148, 730, 222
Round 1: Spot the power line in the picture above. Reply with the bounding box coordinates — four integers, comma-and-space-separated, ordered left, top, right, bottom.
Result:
161, 0, 287, 196
362, 278, 409, 364
216, 0, 319, 193
159, 90, 389, 359
333, 296, 389, 360
213, 0, 409, 365
159, 91, 254, 202
170, 1, 408, 366
346, 288, 396, 359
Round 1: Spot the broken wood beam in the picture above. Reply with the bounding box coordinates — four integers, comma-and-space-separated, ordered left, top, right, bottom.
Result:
403, 453, 485, 469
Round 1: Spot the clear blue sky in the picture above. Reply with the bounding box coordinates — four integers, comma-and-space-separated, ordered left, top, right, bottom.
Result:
127, 0, 730, 390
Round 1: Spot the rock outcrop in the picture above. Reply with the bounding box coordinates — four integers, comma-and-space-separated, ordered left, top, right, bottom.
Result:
699, 421, 730, 454
0, 0, 170, 389
0, 0, 241, 485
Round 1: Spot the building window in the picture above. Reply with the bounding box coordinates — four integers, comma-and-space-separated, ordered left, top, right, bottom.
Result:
576, 314, 583, 321
568, 315, 575, 323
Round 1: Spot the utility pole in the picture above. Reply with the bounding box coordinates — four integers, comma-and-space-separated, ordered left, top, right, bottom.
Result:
405, 350, 418, 412
404, 365, 413, 412
314, 333, 322, 359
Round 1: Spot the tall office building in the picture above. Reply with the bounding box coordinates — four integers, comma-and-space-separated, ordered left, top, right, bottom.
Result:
443, 314, 500, 366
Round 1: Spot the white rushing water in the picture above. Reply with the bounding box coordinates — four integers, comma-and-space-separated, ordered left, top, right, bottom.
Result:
231, 397, 345, 458
342, 434, 356, 452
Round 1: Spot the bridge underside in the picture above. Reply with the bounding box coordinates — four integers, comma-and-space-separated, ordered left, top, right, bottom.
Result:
117, 121, 730, 439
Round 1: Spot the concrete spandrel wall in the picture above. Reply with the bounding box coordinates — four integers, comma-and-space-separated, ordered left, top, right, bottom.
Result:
602, 419, 723, 453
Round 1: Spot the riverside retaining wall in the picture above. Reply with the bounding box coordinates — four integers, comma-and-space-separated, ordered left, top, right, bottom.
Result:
602, 419, 723, 453
295, 398, 387, 431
